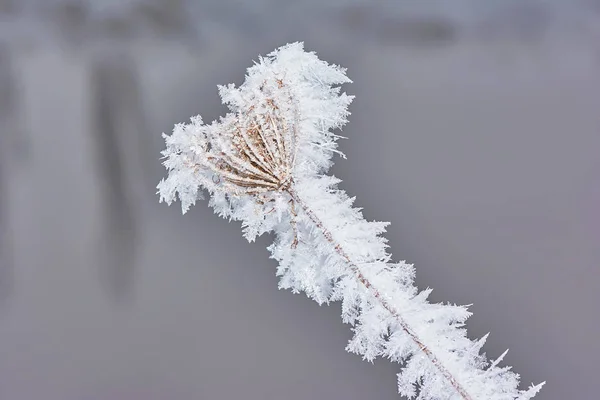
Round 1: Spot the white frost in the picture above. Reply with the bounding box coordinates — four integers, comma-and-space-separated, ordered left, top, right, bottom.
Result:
157, 42, 544, 400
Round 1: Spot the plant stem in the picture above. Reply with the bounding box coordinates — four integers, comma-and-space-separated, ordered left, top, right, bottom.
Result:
287, 187, 473, 400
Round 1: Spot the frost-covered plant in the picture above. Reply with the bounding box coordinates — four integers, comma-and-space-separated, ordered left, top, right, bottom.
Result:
157, 42, 544, 400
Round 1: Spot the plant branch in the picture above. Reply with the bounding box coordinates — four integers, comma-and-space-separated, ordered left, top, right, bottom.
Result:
287, 187, 473, 400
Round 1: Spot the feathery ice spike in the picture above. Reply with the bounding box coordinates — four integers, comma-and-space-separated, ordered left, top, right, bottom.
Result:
157, 42, 545, 400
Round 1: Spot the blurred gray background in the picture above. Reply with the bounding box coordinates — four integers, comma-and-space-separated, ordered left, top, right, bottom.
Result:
0, 1, 599, 399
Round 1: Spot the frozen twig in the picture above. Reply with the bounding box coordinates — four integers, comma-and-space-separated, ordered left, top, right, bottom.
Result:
157, 42, 544, 400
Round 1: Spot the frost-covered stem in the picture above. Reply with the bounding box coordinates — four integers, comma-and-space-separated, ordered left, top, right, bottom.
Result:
288, 187, 473, 400
157, 42, 543, 399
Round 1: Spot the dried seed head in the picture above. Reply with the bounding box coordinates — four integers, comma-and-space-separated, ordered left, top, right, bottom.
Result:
199, 76, 299, 198
158, 42, 353, 215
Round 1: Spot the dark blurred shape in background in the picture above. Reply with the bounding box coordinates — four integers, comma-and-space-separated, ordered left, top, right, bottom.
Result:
89, 51, 143, 303
0, 42, 25, 305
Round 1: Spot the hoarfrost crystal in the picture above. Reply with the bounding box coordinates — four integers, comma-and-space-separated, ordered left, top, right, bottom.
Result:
157, 42, 544, 400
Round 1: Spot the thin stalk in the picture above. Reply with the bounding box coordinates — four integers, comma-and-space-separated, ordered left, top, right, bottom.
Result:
287, 187, 473, 400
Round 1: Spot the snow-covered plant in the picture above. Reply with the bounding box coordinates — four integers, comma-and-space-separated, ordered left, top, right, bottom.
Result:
157, 42, 545, 400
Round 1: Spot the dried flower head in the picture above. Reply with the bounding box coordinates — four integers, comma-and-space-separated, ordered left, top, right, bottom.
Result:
158, 42, 353, 240
203, 77, 298, 196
